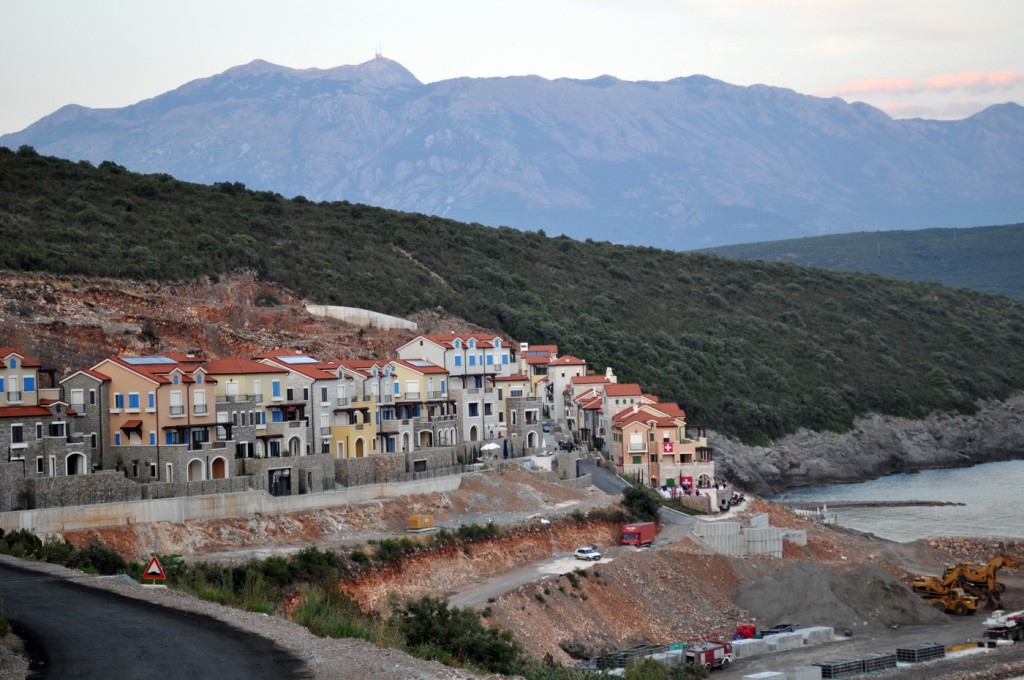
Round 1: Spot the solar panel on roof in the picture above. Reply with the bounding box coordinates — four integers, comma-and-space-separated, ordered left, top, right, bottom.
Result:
122, 356, 176, 365
407, 359, 433, 367
277, 356, 318, 364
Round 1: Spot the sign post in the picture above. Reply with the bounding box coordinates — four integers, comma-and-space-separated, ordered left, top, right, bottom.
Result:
142, 555, 167, 587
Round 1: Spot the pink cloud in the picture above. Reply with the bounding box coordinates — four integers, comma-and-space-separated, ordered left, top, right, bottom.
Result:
924, 71, 1024, 92
830, 71, 1024, 97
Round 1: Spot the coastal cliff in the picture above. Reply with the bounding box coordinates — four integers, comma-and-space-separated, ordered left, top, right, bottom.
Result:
714, 394, 1024, 493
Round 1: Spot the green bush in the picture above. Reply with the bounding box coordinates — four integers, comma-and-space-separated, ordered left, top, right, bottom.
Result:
68, 537, 128, 575
621, 485, 662, 521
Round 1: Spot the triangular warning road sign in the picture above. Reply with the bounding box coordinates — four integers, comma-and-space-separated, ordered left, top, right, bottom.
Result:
144, 556, 166, 580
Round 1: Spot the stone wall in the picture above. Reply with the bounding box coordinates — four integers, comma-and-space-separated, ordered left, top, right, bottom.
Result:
305, 304, 417, 331
26, 471, 142, 509
335, 448, 458, 486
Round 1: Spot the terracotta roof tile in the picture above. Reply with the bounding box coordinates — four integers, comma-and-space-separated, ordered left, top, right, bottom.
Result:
203, 357, 288, 375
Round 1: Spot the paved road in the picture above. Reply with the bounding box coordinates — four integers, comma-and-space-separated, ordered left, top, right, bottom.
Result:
579, 458, 630, 495
0, 562, 309, 679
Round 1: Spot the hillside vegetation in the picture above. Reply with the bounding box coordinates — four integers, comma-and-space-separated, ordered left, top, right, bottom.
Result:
3, 146, 1024, 444
704, 223, 1024, 301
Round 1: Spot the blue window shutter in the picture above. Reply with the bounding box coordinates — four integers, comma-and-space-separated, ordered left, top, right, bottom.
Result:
149, 393, 155, 408
272, 381, 281, 397
115, 432, 121, 445
272, 410, 283, 422
149, 432, 156, 445
454, 356, 462, 367
166, 432, 174, 445
24, 377, 35, 392
0, 378, 4, 392
129, 393, 140, 409
440, 380, 445, 393
394, 382, 400, 394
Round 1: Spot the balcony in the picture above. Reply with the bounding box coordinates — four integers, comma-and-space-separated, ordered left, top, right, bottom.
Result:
217, 394, 261, 404
194, 405, 209, 416
6, 391, 22, 402
69, 402, 86, 414
627, 443, 648, 453
320, 426, 332, 436
403, 391, 421, 401
380, 418, 411, 434
336, 396, 350, 407
426, 390, 447, 400
170, 405, 185, 416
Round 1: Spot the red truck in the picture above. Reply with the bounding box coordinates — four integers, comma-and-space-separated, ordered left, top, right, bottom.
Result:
621, 521, 657, 547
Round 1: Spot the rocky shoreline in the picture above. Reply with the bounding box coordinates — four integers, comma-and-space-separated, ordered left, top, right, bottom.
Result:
713, 394, 1024, 493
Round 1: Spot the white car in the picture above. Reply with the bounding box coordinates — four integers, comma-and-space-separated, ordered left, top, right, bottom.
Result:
574, 546, 602, 561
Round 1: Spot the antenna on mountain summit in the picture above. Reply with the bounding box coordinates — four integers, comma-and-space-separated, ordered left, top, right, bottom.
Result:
375, 44, 382, 58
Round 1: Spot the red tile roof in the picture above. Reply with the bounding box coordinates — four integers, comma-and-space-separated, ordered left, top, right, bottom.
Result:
571, 375, 609, 385
0, 348, 41, 367
494, 373, 529, 382
391, 359, 448, 375
604, 383, 643, 397
0, 405, 52, 418
549, 355, 586, 366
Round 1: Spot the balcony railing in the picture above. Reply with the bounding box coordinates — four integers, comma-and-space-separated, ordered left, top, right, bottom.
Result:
427, 390, 446, 400
170, 405, 185, 416
378, 394, 394, 404
403, 391, 421, 400
336, 396, 350, 407
194, 405, 208, 415
6, 391, 22, 402
320, 426, 332, 436
217, 394, 261, 403
70, 402, 86, 413
627, 444, 648, 452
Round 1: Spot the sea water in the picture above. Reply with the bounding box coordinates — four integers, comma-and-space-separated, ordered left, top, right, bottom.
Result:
765, 459, 1024, 543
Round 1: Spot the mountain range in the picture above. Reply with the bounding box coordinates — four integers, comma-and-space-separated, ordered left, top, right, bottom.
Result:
3, 57, 1024, 248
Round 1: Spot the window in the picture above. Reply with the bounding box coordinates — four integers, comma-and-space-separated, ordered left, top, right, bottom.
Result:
0, 377, 4, 392
484, 403, 493, 416
632, 455, 642, 465
70, 388, 84, 410
169, 391, 183, 416
172, 374, 180, 385
36, 457, 44, 474
23, 377, 35, 392
286, 387, 294, 401
469, 403, 479, 417
196, 374, 203, 384
486, 354, 493, 365
303, 388, 309, 401
502, 353, 509, 365
90, 433, 97, 448
454, 356, 462, 367
11, 424, 24, 445
453, 339, 462, 349
148, 392, 156, 409
128, 392, 140, 411
469, 355, 476, 366
114, 393, 124, 410
272, 380, 281, 398
149, 431, 156, 445
321, 386, 328, 401
115, 432, 122, 445
8, 358, 15, 368
36, 423, 43, 439
89, 389, 96, 405
194, 390, 207, 415
150, 463, 157, 478
272, 410, 283, 423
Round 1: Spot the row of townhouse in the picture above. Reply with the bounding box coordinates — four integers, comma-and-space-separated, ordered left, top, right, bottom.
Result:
1, 335, 547, 503
516, 342, 718, 494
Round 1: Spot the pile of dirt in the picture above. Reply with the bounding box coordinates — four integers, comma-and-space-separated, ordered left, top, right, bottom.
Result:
735, 561, 949, 633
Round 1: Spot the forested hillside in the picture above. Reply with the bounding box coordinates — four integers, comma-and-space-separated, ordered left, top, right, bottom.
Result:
3, 146, 1024, 444
704, 224, 1024, 301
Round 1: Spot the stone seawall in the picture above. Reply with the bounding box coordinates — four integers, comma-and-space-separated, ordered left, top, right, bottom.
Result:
714, 395, 1024, 493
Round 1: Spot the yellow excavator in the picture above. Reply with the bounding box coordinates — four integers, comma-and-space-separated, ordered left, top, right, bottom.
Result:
914, 555, 1021, 611
944, 555, 1022, 608
912, 567, 979, 615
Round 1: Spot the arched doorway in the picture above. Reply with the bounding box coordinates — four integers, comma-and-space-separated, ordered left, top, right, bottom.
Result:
65, 452, 87, 475
697, 473, 712, 489
354, 437, 366, 458
419, 431, 432, 448
402, 432, 411, 452
210, 456, 227, 479
469, 425, 479, 442
527, 431, 538, 448
187, 458, 205, 482
288, 436, 302, 457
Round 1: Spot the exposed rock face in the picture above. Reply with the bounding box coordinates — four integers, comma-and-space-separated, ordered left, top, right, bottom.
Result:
714, 395, 1024, 492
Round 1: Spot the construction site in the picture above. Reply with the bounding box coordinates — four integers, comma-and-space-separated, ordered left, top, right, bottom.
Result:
42, 466, 1024, 679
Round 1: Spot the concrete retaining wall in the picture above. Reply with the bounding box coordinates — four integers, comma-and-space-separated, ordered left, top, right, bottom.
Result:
0, 475, 462, 534
733, 638, 769, 658
305, 304, 417, 331
766, 631, 803, 651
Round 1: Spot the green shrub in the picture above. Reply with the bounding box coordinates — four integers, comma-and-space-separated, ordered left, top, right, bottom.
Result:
39, 536, 75, 564
67, 538, 128, 575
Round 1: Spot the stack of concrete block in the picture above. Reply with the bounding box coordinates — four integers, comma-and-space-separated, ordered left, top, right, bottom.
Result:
692, 521, 745, 555
646, 650, 684, 668
765, 631, 803, 651
732, 638, 769, 658
783, 666, 822, 680
799, 626, 835, 645
742, 673, 786, 680
744, 525, 783, 557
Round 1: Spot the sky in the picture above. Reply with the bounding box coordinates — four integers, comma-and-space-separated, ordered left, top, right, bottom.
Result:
3, 0, 1023, 136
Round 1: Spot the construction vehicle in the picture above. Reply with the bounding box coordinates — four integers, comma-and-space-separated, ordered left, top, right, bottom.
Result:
684, 641, 733, 671
912, 568, 979, 615
983, 609, 1024, 642
944, 555, 1022, 607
